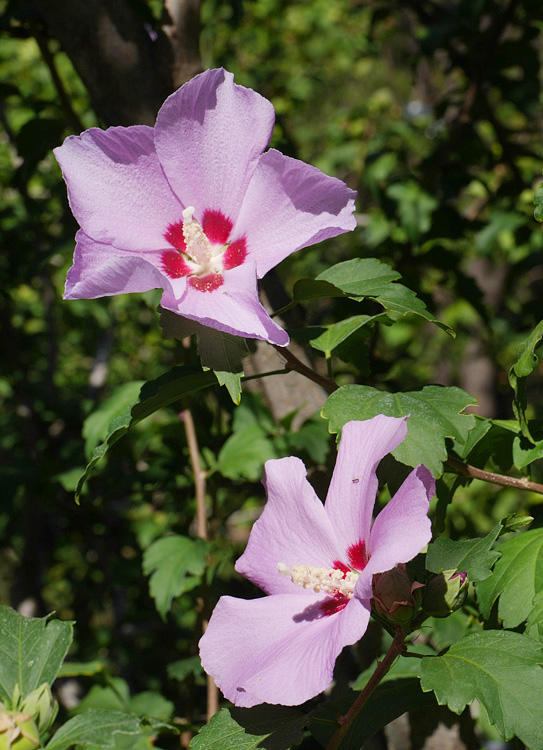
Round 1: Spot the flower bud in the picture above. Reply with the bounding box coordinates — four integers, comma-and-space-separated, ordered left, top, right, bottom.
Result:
20, 684, 58, 734
372, 564, 424, 624
422, 570, 468, 618
0, 711, 40, 750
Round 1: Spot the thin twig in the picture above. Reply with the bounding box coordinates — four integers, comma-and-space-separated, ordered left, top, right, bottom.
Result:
272, 345, 338, 394
327, 626, 406, 750
446, 457, 543, 495
32, 28, 85, 133
181, 409, 219, 721
183, 408, 207, 540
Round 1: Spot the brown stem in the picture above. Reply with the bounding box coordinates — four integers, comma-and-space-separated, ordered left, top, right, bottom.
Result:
327, 626, 406, 750
446, 457, 543, 495
181, 409, 219, 721
272, 345, 338, 394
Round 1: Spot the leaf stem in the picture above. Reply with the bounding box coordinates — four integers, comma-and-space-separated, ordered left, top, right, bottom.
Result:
181, 409, 219, 721
272, 345, 338, 394
446, 456, 543, 495
327, 625, 406, 750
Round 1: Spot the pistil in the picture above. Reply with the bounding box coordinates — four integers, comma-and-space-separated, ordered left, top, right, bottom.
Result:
278, 562, 359, 598
182, 206, 213, 265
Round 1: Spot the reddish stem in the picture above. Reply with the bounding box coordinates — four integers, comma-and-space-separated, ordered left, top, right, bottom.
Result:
327, 625, 406, 750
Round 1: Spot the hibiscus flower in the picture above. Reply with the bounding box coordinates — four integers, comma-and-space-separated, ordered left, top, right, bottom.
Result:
54, 68, 356, 345
199, 415, 434, 707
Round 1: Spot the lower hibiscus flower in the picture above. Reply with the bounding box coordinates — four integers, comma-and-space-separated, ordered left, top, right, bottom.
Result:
199, 414, 434, 707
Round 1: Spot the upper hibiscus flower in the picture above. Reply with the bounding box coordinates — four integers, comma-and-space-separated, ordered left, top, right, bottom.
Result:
54, 68, 356, 346
199, 415, 434, 707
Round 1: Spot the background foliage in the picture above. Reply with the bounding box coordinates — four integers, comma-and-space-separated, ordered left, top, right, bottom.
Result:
1, 0, 543, 748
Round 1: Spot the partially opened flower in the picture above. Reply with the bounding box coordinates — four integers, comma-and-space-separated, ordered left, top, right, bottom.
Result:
54, 68, 356, 346
199, 415, 434, 707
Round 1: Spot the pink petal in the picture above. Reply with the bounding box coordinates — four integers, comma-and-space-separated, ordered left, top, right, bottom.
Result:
64, 231, 171, 300
159, 262, 289, 345
324, 417, 408, 560
154, 68, 275, 223
234, 149, 357, 277
199, 592, 370, 707
236, 457, 344, 596
54, 126, 183, 252
356, 464, 434, 599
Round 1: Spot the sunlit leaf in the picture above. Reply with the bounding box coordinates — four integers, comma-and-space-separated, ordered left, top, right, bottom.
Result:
476, 529, 543, 628
421, 631, 543, 748
189, 708, 268, 749
426, 522, 502, 582
322, 385, 476, 476
0, 607, 73, 705
142, 535, 207, 619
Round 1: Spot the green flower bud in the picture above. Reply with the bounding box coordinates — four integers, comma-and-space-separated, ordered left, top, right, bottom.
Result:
0, 711, 40, 750
19, 685, 57, 735
422, 570, 468, 618
372, 564, 424, 624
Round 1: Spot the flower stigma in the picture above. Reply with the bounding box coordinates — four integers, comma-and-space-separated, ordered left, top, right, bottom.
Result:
278, 562, 359, 598
182, 206, 214, 267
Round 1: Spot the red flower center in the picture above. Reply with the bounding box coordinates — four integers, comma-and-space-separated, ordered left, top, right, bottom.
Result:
161, 207, 247, 293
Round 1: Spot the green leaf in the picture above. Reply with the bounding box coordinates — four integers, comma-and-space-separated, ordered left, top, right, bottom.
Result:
420, 631, 543, 748
534, 180, 543, 222
167, 656, 204, 682
317, 257, 401, 296
129, 691, 174, 722
310, 678, 437, 749
142, 535, 207, 619
512, 435, 543, 470
426, 522, 502, 582
45, 709, 143, 750
281, 259, 452, 335
82, 382, 146, 459
189, 708, 268, 749
509, 321, 543, 443
322, 385, 476, 476
216, 424, 278, 481
289, 277, 347, 305
230, 705, 307, 750
526, 591, 543, 641
0, 607, 73, 705
476, 529, 543, 628
76, 366, 216, 499
57, 660, 104, 678
309, 315, 379, 356
386, 180, 438, 241
159, 311, 249, 403
373, 283, 454, 336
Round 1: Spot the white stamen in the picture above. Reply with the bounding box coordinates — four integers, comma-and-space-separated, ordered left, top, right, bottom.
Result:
277, 562, 359, 598
182, 206, 212, 266
182, 205, 196, 223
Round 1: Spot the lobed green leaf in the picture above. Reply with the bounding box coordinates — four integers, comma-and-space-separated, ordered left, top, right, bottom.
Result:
0, 607, 73, 705
426, 522, 503, 582
76, 367, 217, 499
421, 631, 543, 748
45, 709, 143, 750
322, 384, 476, 476
142, 535, 207, 620
476, 528, 543, 628
189, 708, 268, 749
